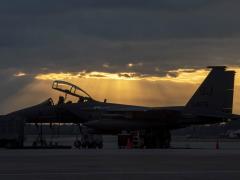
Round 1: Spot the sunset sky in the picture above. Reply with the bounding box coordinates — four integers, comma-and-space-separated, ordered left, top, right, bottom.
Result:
1, 0, 240, 114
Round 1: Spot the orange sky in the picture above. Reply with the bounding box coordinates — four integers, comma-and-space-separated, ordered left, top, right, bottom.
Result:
4, 67, 240, 114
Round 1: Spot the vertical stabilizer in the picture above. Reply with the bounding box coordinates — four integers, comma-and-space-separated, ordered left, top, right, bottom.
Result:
186, 66, 235, 113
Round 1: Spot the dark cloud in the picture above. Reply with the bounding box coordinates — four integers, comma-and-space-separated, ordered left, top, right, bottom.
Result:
0, 70, 32, 102
0, 0, 214, 14
118, 73, 139, 78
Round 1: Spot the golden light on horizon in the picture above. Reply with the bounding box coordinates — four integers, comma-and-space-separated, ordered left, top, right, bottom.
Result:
35, 71, 142, 81
32, 68, 209, 109
4, 67, 240, 114
34, 68, 210, 84
33, 67, 240, 114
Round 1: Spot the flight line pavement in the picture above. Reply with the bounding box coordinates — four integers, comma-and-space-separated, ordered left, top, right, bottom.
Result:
0, 149, 240, 180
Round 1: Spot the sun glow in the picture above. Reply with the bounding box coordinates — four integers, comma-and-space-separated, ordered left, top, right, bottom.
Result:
14, 72, 27, 77
35, 71, 141, 81
4, 67, 240, 114
35, 68, 210, 84
33, 67, 240, 113
32, 68, 210, 109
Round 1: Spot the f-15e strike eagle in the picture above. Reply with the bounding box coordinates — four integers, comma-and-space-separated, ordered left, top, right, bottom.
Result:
0, 66, 239, 148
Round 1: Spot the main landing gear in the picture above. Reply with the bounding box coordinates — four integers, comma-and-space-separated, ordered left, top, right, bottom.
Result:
74, 125, 103, 149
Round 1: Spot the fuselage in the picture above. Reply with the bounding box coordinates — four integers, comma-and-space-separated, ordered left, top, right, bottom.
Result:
4, 99, 231, 135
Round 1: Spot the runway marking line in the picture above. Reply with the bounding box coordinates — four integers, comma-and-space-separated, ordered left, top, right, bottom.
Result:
0, 170, 240, 176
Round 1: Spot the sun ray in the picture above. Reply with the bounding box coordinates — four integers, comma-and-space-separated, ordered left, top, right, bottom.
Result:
4, 67, 240, 114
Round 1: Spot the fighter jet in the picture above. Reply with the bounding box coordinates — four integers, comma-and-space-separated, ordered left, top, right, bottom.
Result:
0, 66, 239, 148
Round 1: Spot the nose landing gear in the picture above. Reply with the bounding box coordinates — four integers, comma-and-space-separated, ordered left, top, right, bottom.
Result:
74, 125, 103, 149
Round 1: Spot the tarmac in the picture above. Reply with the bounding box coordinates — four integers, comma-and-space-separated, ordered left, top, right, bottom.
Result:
1, 147, 240, 180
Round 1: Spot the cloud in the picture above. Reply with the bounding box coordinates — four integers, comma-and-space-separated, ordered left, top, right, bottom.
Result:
14, 72, 27, 77
34, 68, 209, 84
0, 0, 215, 14
0, 0, 239, 75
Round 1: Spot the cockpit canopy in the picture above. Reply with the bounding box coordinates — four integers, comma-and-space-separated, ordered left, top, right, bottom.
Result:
52, 80, 94, 104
